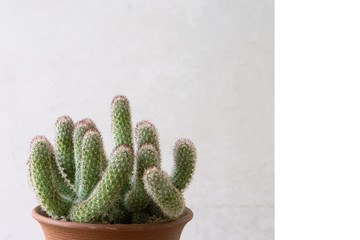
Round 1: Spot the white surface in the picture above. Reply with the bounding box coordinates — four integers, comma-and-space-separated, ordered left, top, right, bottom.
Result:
276, 1, 360, 240
0, 1, 273, 239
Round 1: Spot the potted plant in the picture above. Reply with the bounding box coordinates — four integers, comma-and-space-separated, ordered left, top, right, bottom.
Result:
28, 95, 196, 240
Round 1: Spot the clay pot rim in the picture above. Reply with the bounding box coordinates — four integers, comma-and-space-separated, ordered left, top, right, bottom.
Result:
32, 205, 193, 231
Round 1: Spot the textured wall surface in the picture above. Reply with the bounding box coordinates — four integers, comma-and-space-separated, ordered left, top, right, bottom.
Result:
0, 1, 273, 239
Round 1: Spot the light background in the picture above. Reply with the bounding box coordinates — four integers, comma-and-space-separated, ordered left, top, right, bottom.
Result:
0, 1, 273, 239
276, 1, 360, 240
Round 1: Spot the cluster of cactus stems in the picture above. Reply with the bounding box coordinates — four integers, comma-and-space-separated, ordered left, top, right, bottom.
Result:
27, 96, 196, 224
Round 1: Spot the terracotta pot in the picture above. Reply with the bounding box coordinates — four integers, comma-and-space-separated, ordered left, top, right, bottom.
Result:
32, 205, 193, 240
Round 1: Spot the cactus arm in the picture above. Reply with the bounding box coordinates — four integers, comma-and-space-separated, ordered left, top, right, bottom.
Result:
73, 119, 97, 194
171, 139, 196, 191
111, 95, 134, 197
55, 116, 75, 185
143, 167, 185, 219
101, 96, 135, 222
69, 145, 133, 223
125, 144, 158, 212
135, 121, 161, 166
48, 126, 77, 201
77, 130, 103, 200
111, 95, 133, 148
29, 137, 72, 218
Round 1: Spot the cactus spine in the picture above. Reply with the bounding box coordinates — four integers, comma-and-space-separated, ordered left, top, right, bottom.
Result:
28, 95, 196, 224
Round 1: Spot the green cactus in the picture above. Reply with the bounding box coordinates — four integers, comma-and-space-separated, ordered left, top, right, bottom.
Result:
171, 139, 196, 191
100, 96, 135, 223
110, 96, 133, 197
77, 130, 104, 200
28, 95, 196, 224
125, 144, 159, 212
28, 136, 72, 218
102, 198, 130, 224
112, 95, 133, 148
135, 121, 161, 165
143, 167, 185, 219
55, 116, 75, 185
131, 211, 150, 224
73, 118, 97, 195
69, 146, 133, 222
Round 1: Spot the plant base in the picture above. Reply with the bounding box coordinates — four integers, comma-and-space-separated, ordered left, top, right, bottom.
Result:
32, 205, 193, 240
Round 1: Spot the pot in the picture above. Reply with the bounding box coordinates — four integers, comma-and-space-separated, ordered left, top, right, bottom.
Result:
32, 205, 193, 240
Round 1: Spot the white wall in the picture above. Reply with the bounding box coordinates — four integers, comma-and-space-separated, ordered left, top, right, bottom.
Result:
0, 1, 273, 239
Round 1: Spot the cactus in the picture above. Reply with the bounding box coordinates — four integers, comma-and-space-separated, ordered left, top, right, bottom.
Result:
135, 121, 161, 165
28, 136, 72, 218
55, 116, 75, 185
69, 146, 133, 222
28, 95, 196, 224
171, 139, 196, 191
77, 130, 104, 201
124, 144, 159, 212
112, 96, 133, 148
143, 167, 185, 219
